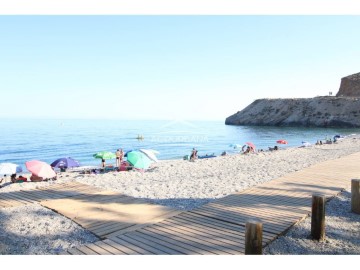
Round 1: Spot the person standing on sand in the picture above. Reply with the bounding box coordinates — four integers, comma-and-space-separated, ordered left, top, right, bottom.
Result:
116, 149, 121, 167
101, 158, 106, 168
115, 148, 124, 167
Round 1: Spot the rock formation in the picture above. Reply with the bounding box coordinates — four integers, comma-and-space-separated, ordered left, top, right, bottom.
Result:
226, 72, 360, 128
336, 72, 360, 97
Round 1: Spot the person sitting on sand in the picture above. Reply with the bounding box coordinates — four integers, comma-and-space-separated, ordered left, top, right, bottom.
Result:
274, 146, 278, 150
10, 174, 16, 183
221, 151, 227, 156
0, 174, 6, 184
244, 146, 251, 154
30, 174, 43, 182
190, 148, 198, 161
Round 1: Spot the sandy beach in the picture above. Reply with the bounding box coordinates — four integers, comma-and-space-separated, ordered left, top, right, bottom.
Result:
1, 135, 360, 254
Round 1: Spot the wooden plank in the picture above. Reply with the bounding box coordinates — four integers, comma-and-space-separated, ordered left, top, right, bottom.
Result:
146, 223, 241, 255
109, 236, 152, 255
182, 212, 277, 241
84, 243, 113, 255
117, 234, 169, 255
190, 207, 287, 235
0, 192, 33, 204
76, 245, 100, 255
131, 230, 205, 255
92, 241, 128, 255
123, 232, 181, 255
104, 210, 183, 238
167, 217, 245, 249
15, 190, 45, 202
102, 239, 131, 255
67, 248, 86, 255
159, 219, 244, 254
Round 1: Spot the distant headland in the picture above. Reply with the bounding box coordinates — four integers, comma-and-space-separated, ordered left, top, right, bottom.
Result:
225, 72, 360, 128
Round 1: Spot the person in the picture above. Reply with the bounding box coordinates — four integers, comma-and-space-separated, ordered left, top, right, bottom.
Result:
10, 174, 16, 183
101, 158, 106, 168
0, 174, 6, 184
221, 151, 227, 156
30, 174, 43, 182
115, 149, 121, 167
119, 149, 124, 163
190, 148, 198, 161
315, 140, 320, 145
244, 146, 251, 154
320, 140, 323, 145
274, 146, 278, 150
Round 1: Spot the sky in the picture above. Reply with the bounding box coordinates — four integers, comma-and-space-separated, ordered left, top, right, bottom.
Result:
0, 15, 359, 121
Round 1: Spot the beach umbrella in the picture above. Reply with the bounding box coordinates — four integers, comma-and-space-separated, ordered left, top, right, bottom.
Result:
51, 157, 80, 168
139, 149, 159, 162
0, 163, 22, 175
124, 150, 134, 157
93, 151, 116, 160
245, 142, 256, 150
276, 140, 288, 144
25, 160, 56, 178
147, 149, 160, 155
127, 151, 152, 169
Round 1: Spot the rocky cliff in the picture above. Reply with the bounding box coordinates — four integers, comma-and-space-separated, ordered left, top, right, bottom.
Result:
226, 72, 360, 128
225, 97, 360, 127
337, 72, 360, 97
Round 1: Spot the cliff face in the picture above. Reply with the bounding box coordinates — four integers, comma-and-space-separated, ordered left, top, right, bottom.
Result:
225, 97, 360, 128
337, 72, 360, 97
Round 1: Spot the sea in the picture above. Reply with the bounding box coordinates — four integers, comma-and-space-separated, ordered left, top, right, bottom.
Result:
1, 119, 360, 170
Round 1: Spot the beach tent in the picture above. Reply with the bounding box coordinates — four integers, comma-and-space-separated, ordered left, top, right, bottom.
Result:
0, 163, 22, 175
127, 151, 152, 169
302, 141, 311, 147
139, 149, 159, 162
25, 160, 56, 178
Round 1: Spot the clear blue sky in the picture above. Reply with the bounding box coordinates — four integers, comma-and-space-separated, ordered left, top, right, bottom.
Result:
0, 16, 359, 121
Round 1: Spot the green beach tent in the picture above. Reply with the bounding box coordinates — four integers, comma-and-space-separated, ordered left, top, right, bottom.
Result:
126, 151, 152, 169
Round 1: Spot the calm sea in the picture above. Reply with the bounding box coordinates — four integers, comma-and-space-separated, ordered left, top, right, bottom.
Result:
1, 119, 359, 169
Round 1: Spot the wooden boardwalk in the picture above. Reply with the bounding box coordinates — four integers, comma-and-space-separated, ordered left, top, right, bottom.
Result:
0, 182, 181, 238
64, 151, 360, 255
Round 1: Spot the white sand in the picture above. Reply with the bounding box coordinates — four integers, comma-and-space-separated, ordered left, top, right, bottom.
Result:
1, 134, 360, 254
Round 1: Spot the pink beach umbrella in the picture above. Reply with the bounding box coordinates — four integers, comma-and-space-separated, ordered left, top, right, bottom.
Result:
245, 142, 256, 150
25, 160, 56, 178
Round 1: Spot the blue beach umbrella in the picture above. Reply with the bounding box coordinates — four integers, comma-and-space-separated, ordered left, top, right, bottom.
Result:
51, 157, 81, 168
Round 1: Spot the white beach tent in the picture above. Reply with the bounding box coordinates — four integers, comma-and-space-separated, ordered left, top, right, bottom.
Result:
139, 149, 159, 162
